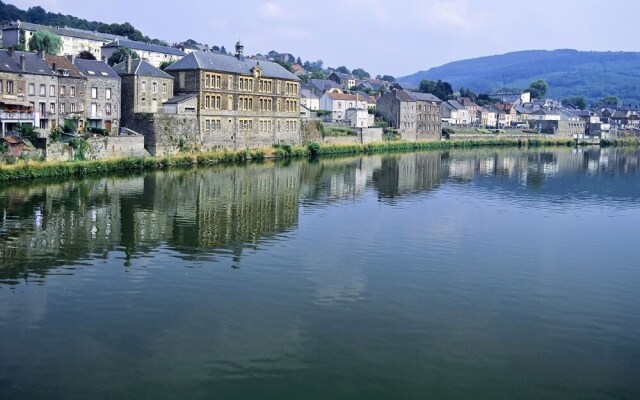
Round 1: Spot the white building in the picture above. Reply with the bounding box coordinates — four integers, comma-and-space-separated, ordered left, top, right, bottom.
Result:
102, 39, 186, 68
319, 91, 367, 122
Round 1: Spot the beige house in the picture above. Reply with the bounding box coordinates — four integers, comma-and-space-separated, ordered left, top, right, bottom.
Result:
2, 21, 124, 60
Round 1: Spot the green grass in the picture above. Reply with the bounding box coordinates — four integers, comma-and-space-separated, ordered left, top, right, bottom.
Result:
1, 137, 636, 183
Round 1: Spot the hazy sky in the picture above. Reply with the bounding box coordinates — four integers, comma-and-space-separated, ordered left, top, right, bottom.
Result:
9, 0, 640, 77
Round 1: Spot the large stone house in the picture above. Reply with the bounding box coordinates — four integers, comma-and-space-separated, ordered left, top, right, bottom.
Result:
377, 89, 442, 141
44, 54, 86, 131
165, 42, 301, 149
0, 49, 59, 137
2, 21, 124, 60
113, 58, 174, 116
102, 39, 186, 68
73, 59, 121, 135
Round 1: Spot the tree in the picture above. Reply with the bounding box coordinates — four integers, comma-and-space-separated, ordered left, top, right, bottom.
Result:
351, 68, 370, 79
419, 79, 453, 101
158, 60, 174, 70
600, 96, 620, 106
379, 75, 395, 82
107, 47, 139, 66
77, 50, 96, 60
212, 45, 220, 52
310, 70, 327, 80
562, 96, 587, 110
220, 45, 227, 54
335, 66, 350, 74
275, 60, 293, 72
459, 87, 477, 101
28, 30, 62, 55
296, 56, 302, 65
526, 79, 548, 99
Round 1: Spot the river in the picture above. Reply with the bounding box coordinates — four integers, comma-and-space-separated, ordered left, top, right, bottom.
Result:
1, 147, 639, 399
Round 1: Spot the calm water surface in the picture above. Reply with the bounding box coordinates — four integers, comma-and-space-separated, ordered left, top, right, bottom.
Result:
1, 147, 639, 399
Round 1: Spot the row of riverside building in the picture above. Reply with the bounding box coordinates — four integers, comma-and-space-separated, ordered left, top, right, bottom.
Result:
0, 41, 302, 155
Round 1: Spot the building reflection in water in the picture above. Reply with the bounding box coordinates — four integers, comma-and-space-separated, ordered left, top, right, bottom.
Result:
1, 147, 638, 281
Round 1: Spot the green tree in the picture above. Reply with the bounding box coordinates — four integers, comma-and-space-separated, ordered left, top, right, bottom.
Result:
600, 96, 620, 106
77, 50, 96, 60
379, 75, 395, 82
335, 66, 350, 74
310, 70, 327, 80
107, 47, 139, 66
28, 30, 62, 54
562, 96, 587, 110
419, 79, 453, 100
158, 60, 174, 70
351, 68, 370, 79
296, 56, 302, 65
526, 79, 548, 99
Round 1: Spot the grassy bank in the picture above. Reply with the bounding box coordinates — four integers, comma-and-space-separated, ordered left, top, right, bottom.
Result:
0, 138, 634, 183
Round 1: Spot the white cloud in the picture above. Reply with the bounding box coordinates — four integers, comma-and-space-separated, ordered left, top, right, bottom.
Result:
259, 2, 286, 20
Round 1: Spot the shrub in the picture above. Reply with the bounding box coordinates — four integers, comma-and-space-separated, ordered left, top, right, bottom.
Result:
49, 127, 63, 142
308, 141, 321, 157
16, 123, 38, 142
62, 120, 77, 133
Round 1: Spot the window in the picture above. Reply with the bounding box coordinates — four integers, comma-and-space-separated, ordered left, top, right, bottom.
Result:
105, 103, 112, 115
239, 119, 253, 131
106, 88, 111, 100
39, 84, 46, 96
6, 81, 13, 95
28, 83, 35, 96
60, 85, 65, 96
152, 82, 157, 94
50, 103, 55, 114
141, 81, 146, 93
0, 80, 3, 94
60, 103, 65, 113
162, 83, 167, 94
91, 102, 97, 116
70, 86, 76, 97
91, 87, 98, 99
50, 85, 56, 96
70, 103, 76, 113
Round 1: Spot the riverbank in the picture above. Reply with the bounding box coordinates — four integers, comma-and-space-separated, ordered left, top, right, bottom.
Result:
1, 137, 638, 182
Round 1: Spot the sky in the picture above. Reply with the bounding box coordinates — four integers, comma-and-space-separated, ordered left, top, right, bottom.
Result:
8, 0, 640, 78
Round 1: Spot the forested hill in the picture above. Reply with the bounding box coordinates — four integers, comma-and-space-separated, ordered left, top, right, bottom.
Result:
398, 49, 640, 105
0, 1, 166, 45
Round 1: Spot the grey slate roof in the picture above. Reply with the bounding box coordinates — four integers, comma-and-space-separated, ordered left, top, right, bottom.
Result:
309, 79, 340, 91
483, 105, 505, 114
112, 59, 173, 79
166, 52, 299, 81
73, 59, 119, 79
408, 92, 441, 102
447, 100, 466, 110
163, 93, 197, 104
300, 88, 319, 99
103, 39, 186, 57
0, 50, 55, 76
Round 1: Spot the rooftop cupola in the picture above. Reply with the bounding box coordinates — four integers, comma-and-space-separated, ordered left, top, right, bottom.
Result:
235, 40, 244, 58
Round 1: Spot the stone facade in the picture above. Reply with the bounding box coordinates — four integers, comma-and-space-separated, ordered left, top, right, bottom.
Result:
166, 45, 302, 150
377, 89, 417, 140
44, 55, 86, 131
123, 96, 200, 156
73, 59, 121, 135
0, 50, 59, 137
45, 135, 148, 161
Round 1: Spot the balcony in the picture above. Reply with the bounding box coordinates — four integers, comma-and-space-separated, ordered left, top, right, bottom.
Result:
0, 112, 35, 120
88, 111, 103, 120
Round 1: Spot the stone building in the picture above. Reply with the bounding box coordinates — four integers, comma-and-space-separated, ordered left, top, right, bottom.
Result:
0, 49, 58, 137
165, 41, 301, 149
73, 59, 121, 135
410, 92, 442, 140
44, 54, 86, 131
113, 58, 174, 117
377, 89, 442, 141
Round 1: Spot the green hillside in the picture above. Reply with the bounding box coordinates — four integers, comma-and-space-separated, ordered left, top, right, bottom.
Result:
398, 49, 640, 106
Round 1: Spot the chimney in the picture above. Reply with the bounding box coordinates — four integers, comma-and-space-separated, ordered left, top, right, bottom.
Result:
19, 53, 25, 71
126, 56, 132, 73
52, 62, 57, 73
66, 54, 75, 64
38, 50, 45, 60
